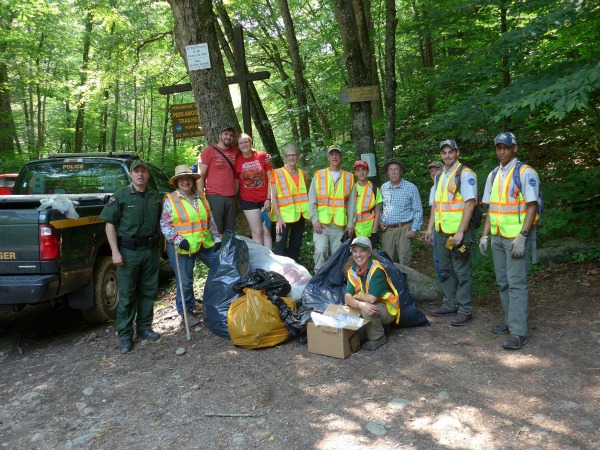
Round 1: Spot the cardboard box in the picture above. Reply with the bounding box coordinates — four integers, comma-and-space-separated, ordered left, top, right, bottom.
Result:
307, 305, 370, 359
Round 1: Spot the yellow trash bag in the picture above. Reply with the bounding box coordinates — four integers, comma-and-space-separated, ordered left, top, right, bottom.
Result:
228, 288, 297, 349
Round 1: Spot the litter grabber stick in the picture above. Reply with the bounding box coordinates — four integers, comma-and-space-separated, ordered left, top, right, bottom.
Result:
174, 249, 192, 340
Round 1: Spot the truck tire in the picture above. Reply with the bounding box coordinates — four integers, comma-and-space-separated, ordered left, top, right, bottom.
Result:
81, 256, 119, 324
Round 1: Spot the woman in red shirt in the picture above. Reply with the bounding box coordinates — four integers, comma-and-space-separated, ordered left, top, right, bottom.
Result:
235, 133, 273, 248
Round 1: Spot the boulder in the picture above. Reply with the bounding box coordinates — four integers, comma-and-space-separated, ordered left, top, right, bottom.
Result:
395, 263, 442, 303
536, 237, 594, 265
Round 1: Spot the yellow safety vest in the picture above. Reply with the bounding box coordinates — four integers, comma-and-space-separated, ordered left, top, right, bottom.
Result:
164, 192, 215, 254
315, 169, 354, 226
488, 164, 536, 238
355, 182, 377, 237
433, 164, 472, 234
347, 259, 400, 324
271, 167, 309, 222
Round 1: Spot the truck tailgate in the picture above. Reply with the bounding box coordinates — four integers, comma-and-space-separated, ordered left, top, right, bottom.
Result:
0, 210, 41, 274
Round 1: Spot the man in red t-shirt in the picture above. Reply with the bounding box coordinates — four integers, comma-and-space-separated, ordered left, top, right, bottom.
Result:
197, 126, 240, 234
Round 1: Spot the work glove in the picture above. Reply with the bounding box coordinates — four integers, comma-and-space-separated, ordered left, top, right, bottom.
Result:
369, 232, 379, 247
479, 236, 489, 257
510, 234, 526, 258
260, 209, 271, 228
212, 241, 221, 252
178, 239, 190, 251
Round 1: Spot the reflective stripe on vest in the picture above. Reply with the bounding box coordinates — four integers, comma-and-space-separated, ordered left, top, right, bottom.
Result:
355, 182, 376, 237
272, 167, 309, 222
315, 169, 354, 226
434, 164, 466, 234
164, 192, 215, 254
489, 164, 529, 238
347, 259, 400, 323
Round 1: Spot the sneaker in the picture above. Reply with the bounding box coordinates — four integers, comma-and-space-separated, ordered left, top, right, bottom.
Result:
502, 335, 527, 350
119, 339, 132, 354
182, 314, 201, 327
361, 335, 387, 351
428, 306, 459, 317
491, 324, 509, 334
451, 314, 472, 327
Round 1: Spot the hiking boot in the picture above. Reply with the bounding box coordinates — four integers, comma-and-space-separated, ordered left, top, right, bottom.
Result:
119, 339, 132, 354
428, 306, 459, 317
502, 335, 527, 350
451, 314, 472, 327
182, 314, 201, 327
491, 324, 509, 334
137, 329, 161, 341
361, 335, 387, 351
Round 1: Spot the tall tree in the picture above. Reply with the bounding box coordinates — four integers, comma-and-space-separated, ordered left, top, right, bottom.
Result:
383, 0, 397, 161
74, 11, 93, 152
167, 0, 239, 144
330, 0, 376, 159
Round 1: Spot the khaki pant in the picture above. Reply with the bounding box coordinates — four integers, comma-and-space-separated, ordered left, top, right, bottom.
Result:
382, 223, 412, 266
362, 302, 396, 340
312, 223, 344, 271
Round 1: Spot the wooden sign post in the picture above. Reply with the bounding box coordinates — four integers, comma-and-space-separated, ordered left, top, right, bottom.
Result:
159, 25, 270, 139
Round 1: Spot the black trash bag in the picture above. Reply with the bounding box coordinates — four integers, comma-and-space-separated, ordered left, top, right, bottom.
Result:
203, 232, 250, 339
374, 251, 430, 328
301, 240, 353, 312
233, 269, 292, 298
301, 239, 429, 328
268, 295, 313, 338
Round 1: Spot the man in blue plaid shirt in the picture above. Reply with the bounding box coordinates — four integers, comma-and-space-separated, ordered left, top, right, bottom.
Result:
378, 158, 423, 266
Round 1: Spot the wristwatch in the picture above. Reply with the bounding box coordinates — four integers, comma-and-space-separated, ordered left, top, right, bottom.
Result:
521, 230, 529, 237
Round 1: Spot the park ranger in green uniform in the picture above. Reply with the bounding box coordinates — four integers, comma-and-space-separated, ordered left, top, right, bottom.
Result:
100, 160, 162, 354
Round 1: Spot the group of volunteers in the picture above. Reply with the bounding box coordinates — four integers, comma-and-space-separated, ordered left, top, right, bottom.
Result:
100, 125, 539, 355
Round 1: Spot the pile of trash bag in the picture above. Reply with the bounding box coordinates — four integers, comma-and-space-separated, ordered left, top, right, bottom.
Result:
301, 240, 429, 328
203, 234, 313, 343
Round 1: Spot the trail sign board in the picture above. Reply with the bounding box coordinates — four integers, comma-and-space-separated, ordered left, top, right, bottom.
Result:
171, 103, 204, 140
340, 86, 380, 103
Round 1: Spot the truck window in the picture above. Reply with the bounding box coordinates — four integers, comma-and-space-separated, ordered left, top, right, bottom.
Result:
13, 163, 129, 195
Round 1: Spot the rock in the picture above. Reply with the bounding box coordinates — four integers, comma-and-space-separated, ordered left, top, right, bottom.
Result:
20, 391, 40, 402
562, 400, 579, 409
438, 391, 450, 399
366, 420, 387, 436
176, 347, 186, 356
83, 407, 94, 415
87, 332, 98, 341
231, 433, 245, 445
190, 384, 200, 390
431, 410, 463, 431
536, 238, 593, 265
181, 392, 192, 399
30, 433, 44, 443
388, 398, 411, 410
71, 433, 98, 445
82, 387, 94, 396
590, 331, 600, 340
395, 263, 442, 302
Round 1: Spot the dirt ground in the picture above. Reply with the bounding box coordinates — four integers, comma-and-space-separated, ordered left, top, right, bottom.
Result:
0, 247, 599, 450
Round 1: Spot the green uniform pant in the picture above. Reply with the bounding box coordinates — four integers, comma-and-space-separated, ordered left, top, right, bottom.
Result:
363, 302, 396, 340
437, 231, 473, 315
116, 247, 160, 339
491, 233, 533, 337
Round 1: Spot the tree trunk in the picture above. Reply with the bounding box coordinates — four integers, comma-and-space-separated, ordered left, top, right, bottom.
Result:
214, 1, 278, 154
331, 0, 375, 159
0, 13, 18, 154
500, 3, 511, 131
384, 0, 398, 161
278, 0, 311, 154
161, 94, 170, 164
110, 80, 119, 152
75, 11, 93, 152
167, 0, 239, 145
413, 0, 435, 114
133, 81, 138, 154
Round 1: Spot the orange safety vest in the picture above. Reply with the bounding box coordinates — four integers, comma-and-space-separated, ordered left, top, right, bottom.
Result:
271, 167, 309, 222
163, 192, 215, 254
315, 169, 354, 226
433, 164, 473, 234
355, 182, 377, 237
488, 164, 538, 238
347, 259, 400, 324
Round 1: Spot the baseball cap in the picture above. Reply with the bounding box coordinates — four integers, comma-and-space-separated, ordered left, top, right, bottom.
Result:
494, 132, 517, 147
130, 160, 149, 171
350, 236, 372, 250
327, 145, 343, 154
353, 160, 369, 170
428, 161, 443, 169
440, 139, 458, 150
219, 125, 235, 133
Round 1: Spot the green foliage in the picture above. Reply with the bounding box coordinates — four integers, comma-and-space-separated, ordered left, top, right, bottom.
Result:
571, 248, 600, 264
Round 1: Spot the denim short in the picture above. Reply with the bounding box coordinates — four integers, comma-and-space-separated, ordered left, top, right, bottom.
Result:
240, 199, 265, 211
